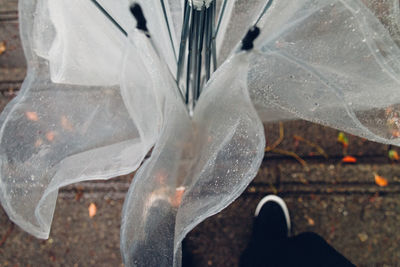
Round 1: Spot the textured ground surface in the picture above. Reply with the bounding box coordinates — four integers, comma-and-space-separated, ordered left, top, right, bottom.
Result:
1, 2, 400, 266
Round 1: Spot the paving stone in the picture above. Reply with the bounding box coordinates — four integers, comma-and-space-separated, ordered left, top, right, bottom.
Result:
0, 193, 124, 267
1, 163, 399, 266
0, 0, 18, 14
0, 175, 133, 266
251, 164, 277, 184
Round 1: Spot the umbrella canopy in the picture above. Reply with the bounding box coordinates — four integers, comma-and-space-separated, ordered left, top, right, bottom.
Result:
0, 0, 399, 266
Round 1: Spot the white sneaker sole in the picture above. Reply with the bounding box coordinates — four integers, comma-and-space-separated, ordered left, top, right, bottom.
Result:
254, 195, 291, 233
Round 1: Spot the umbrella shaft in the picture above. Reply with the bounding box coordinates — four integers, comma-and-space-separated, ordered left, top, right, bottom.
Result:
177, 0, 217, 114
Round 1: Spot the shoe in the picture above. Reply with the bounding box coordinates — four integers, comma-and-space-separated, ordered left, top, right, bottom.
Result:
239, 195, 291, 266
252, 195, 291, 243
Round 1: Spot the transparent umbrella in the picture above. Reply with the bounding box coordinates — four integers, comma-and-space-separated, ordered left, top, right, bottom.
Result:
0, 0, 400, 266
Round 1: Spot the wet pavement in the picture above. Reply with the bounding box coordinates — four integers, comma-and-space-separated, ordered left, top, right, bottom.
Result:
1, 158, 400, 266
1, 2, 400, 266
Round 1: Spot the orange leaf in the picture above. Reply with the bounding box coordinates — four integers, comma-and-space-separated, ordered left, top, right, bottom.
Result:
171, 186, 185, 207
34, 138, 43, 148
388, 149, 399, 161
337, 132, 349, 148
374, 174, 388, 187
305, 215, 315, 226
88, 203, 97, 218
392, 130, 400, 138
61, 116, 74, 131
0, 41, 6, 55
26, 111, 39, 121
342, 155, 357, 163
46, 131, 56, 142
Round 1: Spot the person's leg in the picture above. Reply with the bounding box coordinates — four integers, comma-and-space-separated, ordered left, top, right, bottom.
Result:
240, 195, 354, 267
278, 232, 354, 267
129, 199, 176, 267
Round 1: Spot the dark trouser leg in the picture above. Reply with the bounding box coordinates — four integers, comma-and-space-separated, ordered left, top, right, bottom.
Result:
240, 232, 354, 267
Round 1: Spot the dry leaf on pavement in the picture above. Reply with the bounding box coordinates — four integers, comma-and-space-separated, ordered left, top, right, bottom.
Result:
89, 203, 97, 218
342, 155, 357, 163
374, 173, 388, 187
0, 42, 6, 55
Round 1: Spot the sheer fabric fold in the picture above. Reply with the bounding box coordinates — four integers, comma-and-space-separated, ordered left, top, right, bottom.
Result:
250, 0, 400, 144
120, 42, 265, 266
33, 0, 127, 86
0, 0, 155, 239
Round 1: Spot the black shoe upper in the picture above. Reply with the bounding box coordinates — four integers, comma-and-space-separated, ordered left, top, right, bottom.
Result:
252, 201, 288, 244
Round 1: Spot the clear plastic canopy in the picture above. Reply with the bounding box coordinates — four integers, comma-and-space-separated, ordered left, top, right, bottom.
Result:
0, 0, 399, 266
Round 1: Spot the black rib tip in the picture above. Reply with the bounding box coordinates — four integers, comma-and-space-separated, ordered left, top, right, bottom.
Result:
241, 27, 260, 51
130, 3, 149, 34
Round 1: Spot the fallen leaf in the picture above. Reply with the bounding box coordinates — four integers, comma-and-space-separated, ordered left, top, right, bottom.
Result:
358, 232, 368, 242
337, 132, 349, 148
34, 139, 43, 148
299, 177, 309, 185
75, 186, 84, 201
385, 107, 393, 115
248, 186, 256, 193
46, 131, 56, 142
388, 149, 399, 161
0, 41, 6, 55
7, 87, 15, 96
267, 182, 278, 195
25, 111, 39, 121
392, 130, 400, 138
374, 173, 388, 187
61, 116, 74, 131
342, 155, 357, 163
75, 191, 83, 201
171, 186, 185, 207
88, 203, 97, 218
305, 215, 315, 226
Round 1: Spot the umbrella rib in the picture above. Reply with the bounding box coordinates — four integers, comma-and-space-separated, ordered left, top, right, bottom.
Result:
186, 6, 196, 107
254, 0, 274, 26
89, 2, 188, 106
214, 0, 228, 38
89, 0, 128, 36
204, 3, 213, 81
211, 2, 217, 71
195, 7, 206, 101
176, 0, 191, 94
160, 0, 178, 62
